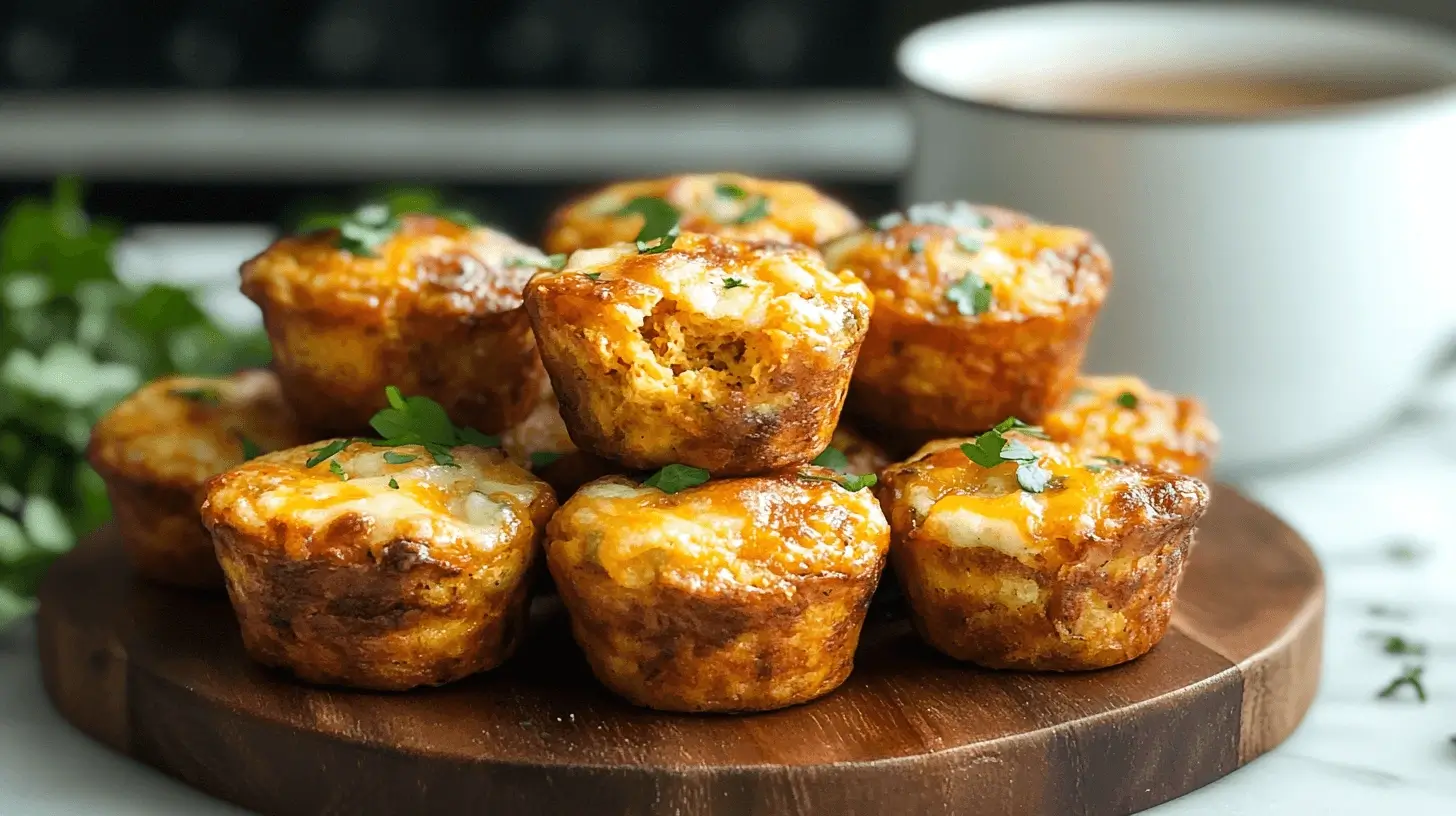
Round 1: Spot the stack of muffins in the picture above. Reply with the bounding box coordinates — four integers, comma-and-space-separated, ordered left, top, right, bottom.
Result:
87, 173, 1218, 711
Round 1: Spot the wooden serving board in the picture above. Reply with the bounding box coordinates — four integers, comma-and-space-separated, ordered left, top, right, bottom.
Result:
36, 484, 1322, 816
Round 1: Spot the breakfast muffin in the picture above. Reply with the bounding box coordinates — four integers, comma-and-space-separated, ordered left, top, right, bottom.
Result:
1044, 375, 1220, 477
544, 173, 861, 254
499, 378, 619, 498
241, 211, 550, 436
524, 233, 873, 474
546, 468, 889, 711
202, 441, 556, 691
823, 201, 1112, 436
877, 423, 1209, 670
87, 371, 309, 588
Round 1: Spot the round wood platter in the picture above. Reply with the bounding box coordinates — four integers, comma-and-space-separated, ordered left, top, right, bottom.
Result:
36, 484, 1322, 816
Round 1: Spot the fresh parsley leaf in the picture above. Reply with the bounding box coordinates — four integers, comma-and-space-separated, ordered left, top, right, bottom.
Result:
733, 197, 770, 225
1377, 665, 1427, 702
237, 434, 263, 462
371, 386, 456, 444
800, 471, 878, 492
1383, 635, 1427, 656
382, 451, 417, 465
171, 387, 221, 406
328, 460, 348, 481
529, 451, 564, 469
1084, 464, 1105, 474
618, 197, 681, 254
584, 272, 602, 281
723, 277, 747, 290
300, 195, 480, 257
546, 253, 568, 270
458, 426, 501, 449
955, 235, 982, 254
715, 182, 747, 200
509, 253, 569, 271
388, 478, 400, 490
423, 442, 458, 467
643, 464, 710, 494
1116, 391, 1139, 409
811, 447, 850, 473
946, 272, 993, 316
907, 237, 926, 254
960, 418, 1054, 493
306, 439, 353, 468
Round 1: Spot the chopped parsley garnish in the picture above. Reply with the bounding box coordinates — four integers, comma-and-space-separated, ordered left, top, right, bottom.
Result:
907, 237, 926, 254
715, 182, 747, 200
955, 235, 982, 254
299, 199, 479, 257
618, 196, 681, 254
800, 471, 878, 492
723, 277, 747, 290
237, 434, 262, 462
946, 272, 993, 316
733, 196, 770, 225
1382, 635, 1427, 656
584, 272, 602, 281
529, 451, 564, 469
388, 478, 400, 490
305, 438, 352, 469
382, 451, 418, 465
328, 460, 348, 481
1377, 665, 1427, 702
171, 386, 221, 406
304, 387, 500, 470
643, 464, 710, 494
960, 417, 1054, 493
546, 253, 568, 270
1116, 391, 1139, 409
811, 446, 850, 472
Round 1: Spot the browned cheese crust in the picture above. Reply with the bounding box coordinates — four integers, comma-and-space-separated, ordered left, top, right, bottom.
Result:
877, 434, 1209, 670
201, 442, 556, 691
823, 202, 1112, 436
1043, 375, 1221, 477
544, 173, 862, 254
86, 371, 309, 588
524, 233, 873, 474
241, 215, 549, 436
545, 470, 889, 712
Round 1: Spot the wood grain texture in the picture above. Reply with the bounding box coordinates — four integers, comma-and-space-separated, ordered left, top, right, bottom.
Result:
37, 484, 1322, 816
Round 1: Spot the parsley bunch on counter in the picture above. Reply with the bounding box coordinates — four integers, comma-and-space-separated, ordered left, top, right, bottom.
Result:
0, 179, 269, 627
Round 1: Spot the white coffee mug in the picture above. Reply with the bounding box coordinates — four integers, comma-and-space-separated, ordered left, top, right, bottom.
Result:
898, 2, 1456, 472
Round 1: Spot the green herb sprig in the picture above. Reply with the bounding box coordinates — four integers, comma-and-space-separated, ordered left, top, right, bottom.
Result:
800, 471, 878, 492
733, 197, 770, 225
961, 418, 1053, 493
529, 451, 564, 469
643, 464, 710, 494
1116, 391, 1140, 409
303, 386, 501, 471
946, 272, 993, 316
1377, 665, 1427, 702
723, 278, 747, 290
618, 197, 681, 254
811, 447, 850, 472
298, 194, 480, 258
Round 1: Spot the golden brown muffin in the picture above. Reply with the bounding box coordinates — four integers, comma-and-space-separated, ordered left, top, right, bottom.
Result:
547, 469, 889, 712
241, 214, 549, 436
878, 429, 1208, 670
201, 441, 556, 691
824, 202, 1112, 435
1044, 375, 1220, 477
544, 173, 861, 254
87, 371, 309, 588
499, 378, 620, 498
525, 233, 873, 474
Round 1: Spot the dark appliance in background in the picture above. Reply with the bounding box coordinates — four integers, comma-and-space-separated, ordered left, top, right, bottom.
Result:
0, 0, 1008, 232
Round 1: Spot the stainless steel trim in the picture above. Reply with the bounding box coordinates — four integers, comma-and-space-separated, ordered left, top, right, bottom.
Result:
0, 91, 911, 180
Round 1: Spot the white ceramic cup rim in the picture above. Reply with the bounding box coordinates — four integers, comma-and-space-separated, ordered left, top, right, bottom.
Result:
896, 1, 1456, 126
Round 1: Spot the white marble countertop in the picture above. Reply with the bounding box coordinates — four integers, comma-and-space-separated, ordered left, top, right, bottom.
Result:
3, 233, 1454, 812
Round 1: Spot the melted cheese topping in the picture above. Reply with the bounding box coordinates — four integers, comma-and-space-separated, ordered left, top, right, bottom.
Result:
1043, 375, 1221, 476
88, 371, 308, 488
550, 471, 888, 591
544, 173, 862, 254
242, 215, 548, 319
879, 435, 1208, 569
821, 202, 1109, 320
203, 442, 552, 564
